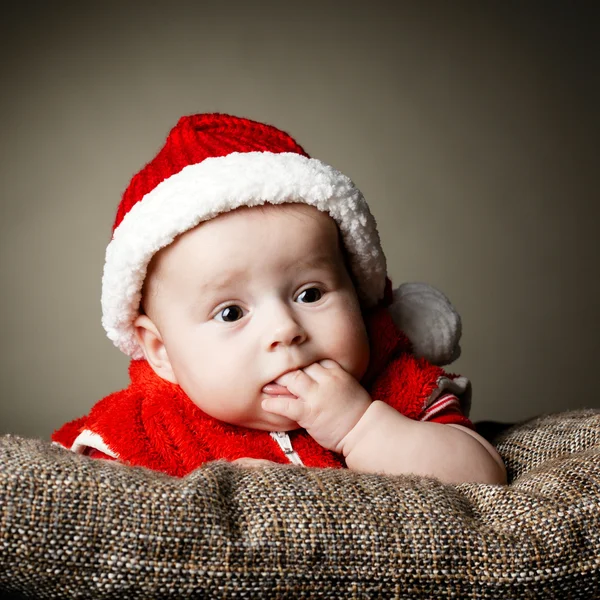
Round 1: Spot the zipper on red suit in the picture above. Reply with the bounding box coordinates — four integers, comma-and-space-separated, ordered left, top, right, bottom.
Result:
269, 431, 304, 465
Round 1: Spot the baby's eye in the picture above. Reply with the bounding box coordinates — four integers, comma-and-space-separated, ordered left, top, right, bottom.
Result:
214, 305, 244, 322
296, 287, 323, 304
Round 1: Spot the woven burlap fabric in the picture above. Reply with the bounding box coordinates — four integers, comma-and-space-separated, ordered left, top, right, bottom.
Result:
1, 410, 599, 599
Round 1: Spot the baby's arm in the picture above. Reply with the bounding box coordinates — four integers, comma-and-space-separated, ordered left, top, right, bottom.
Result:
263, 361, 506, 484
340, 401, 506, 484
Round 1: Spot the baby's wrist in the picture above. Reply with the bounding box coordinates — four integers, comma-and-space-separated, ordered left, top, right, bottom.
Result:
339, 400, 391, 457
339, 401, 412, 469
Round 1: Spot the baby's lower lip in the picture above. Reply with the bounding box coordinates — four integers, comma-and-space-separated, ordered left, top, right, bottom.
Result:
262, 383, 295, 396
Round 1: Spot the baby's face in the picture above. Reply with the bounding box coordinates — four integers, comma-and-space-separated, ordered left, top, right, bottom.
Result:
138, 203, 370, 431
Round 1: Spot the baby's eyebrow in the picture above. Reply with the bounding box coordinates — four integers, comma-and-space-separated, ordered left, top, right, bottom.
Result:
196, 271, 246, 296
194, 255, 339, 299
291, 254, 339, 273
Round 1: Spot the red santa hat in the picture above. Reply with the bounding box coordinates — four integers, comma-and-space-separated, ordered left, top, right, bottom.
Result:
101, 113, 388, 359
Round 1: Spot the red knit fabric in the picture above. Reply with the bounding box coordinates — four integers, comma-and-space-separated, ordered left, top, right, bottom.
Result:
52, 307, 472, 477
113, 114, 309, 233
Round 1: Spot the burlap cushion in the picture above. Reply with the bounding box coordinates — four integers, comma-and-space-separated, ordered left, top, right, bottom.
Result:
1, 409, 599, 599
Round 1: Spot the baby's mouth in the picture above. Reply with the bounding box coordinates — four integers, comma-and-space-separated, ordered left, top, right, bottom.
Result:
261, 382, 296, 396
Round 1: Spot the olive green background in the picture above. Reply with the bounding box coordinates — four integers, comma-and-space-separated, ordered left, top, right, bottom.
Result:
1, 2, 598, 438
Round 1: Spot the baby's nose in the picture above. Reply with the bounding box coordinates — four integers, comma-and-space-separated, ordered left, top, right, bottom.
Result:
266, 310, 307, 350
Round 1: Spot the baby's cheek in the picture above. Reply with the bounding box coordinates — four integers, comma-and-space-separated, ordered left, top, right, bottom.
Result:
349, 328, 371, 380
328, 317, 370, 380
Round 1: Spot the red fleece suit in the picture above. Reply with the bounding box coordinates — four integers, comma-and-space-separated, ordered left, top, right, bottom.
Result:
53, 308, 472, 477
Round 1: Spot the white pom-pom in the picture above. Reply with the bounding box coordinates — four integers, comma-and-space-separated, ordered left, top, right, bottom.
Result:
387, 282, 462, 366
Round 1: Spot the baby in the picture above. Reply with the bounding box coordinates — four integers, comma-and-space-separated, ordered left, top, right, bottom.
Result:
53, 113, 506, 484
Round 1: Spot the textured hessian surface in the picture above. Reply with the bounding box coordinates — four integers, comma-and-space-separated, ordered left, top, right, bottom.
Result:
1, 409, 599, 599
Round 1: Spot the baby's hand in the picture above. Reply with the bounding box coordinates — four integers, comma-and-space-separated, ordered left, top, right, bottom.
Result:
262, 360, 372, 453
232, 457, 279, 468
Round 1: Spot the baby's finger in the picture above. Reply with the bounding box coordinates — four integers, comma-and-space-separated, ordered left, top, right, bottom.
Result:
318, 359, 339, 369
275, 369, 316, 397
262, 397, 307, 422
302, 360, 342, 382
232, 457, 278, 468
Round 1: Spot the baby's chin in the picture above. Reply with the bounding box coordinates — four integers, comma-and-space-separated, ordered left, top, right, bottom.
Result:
253, 420, 301, 432
207, 411, 299, 431
245, 413, 301, 432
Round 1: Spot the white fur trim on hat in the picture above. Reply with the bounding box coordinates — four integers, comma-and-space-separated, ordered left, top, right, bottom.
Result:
102, 151, 387, 358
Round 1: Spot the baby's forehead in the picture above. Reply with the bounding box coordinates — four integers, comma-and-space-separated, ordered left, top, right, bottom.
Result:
185, 202, 337, 248
222, 202, 338, 228
151, 202, 342, 274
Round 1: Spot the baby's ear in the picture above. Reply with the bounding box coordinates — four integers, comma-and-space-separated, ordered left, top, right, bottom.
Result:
133, 315, 178, 383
